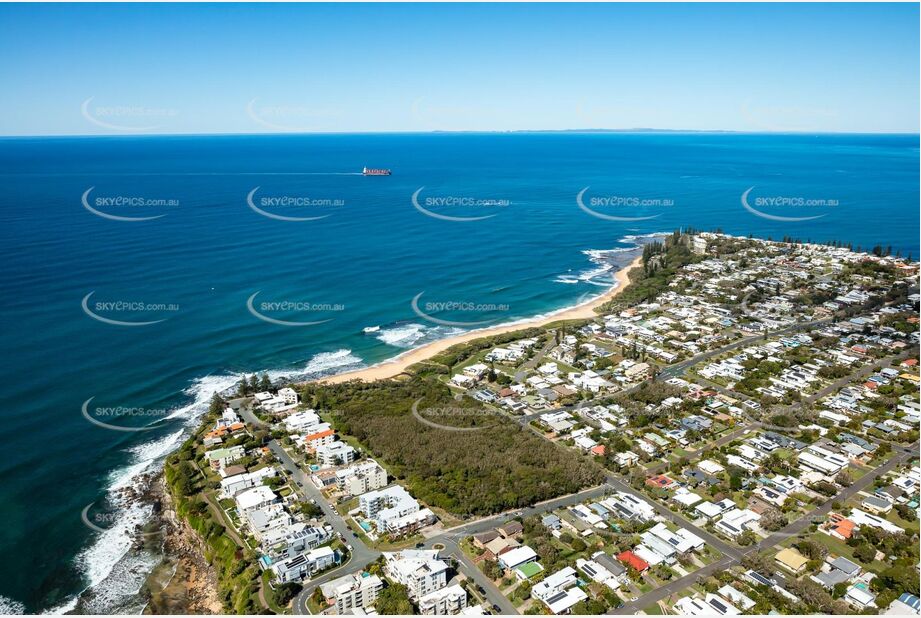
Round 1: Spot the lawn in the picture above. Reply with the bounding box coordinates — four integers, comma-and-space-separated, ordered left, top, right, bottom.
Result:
791, 533, 889, 573
260, 571, 291, 615
886, 510, 920, 534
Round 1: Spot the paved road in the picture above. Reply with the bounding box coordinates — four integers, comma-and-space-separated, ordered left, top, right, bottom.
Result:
257, 305, 908, 614
414, 484, 613, 615
773, 352, 909, 415
236, 399, 267, 428
267, 441, 382, 614
604, 474, 742, 561
754, 441, 919, 551
644, 424, 756, 475
433, 484, 611, 542
514, 336, 557, 383
611, 555, 736, 614
612, 441, 919, 614
291, 553, 379, 615
658, 317, 834, 382
439, 537, 519, 615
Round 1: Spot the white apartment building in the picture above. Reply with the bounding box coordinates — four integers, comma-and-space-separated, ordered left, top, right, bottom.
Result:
383, 550, 449, 600
336, 460, 388, 496
320, 572, 384, 614
419, 583, 467, 615
316, 441, 357, 467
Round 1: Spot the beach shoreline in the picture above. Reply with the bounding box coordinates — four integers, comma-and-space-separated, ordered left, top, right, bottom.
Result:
313, 254, 642, 385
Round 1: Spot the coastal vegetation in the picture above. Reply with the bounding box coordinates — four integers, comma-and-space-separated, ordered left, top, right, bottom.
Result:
409, 327, 547, 377
597, 230, 702, 313
162, 394, 268, 614
300, 377, 605, 516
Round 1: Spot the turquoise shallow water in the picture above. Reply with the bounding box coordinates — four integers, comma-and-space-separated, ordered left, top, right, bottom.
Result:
0, 132, 917, 612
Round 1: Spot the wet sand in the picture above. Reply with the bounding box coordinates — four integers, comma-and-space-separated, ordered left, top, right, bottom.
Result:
316, 255, 641, 384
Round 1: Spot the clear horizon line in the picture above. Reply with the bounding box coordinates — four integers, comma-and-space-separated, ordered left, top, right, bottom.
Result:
1, 128, 920, 139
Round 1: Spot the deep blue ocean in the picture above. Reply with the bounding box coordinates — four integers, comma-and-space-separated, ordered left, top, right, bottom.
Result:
0, 132, 917, 613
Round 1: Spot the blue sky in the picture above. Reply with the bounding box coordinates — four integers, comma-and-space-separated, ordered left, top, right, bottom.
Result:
0, 3, 917, 135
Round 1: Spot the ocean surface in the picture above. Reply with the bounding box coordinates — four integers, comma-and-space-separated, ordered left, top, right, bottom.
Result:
0, 132, 917, 613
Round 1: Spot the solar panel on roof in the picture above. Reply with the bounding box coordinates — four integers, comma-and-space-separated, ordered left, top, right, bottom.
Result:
749, 571, 772, 586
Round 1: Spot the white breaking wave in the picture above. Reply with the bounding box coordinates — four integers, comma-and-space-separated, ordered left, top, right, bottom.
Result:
375, 323, 467, 349
50, 374, 239, 615
0, 597, 25, 615
553, 233, 668, 288
619, 231, 671, 243
376, 323, 428, 347
162, 374, 241, 421
298, 349, 364, 377
54, 347, 366, 614
69, 427, 185, 614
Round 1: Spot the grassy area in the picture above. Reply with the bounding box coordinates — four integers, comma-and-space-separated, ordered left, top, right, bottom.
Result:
427, 504, 466, 528
788, 533, 889, 573
306, 592, 327, 615
164, 455, 265, 613
335, 497, 358, 516
887, 510, 920, 534
643, 602, 664, 615
261, 571, 291, 615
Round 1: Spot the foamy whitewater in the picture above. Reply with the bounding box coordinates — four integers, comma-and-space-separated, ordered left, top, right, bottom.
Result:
3, 132, 917, 613
48, 350, 373, 614
42, 232, 662, 615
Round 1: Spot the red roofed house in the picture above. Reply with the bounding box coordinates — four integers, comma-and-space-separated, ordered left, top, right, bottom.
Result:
590, 445, 606, 456
645, 474, 676, 489
900, 359, 918, 367
824, 513, 856, 541
303, 428, 336, 452
616, 550, 649, 573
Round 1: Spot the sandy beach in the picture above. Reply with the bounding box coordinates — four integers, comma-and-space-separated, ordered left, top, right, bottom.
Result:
316, 255, 642, 384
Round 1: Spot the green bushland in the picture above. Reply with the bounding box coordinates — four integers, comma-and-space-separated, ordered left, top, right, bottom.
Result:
410, 327, 547, 377
597, 230, 702, 313
301, 377, 604, 516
